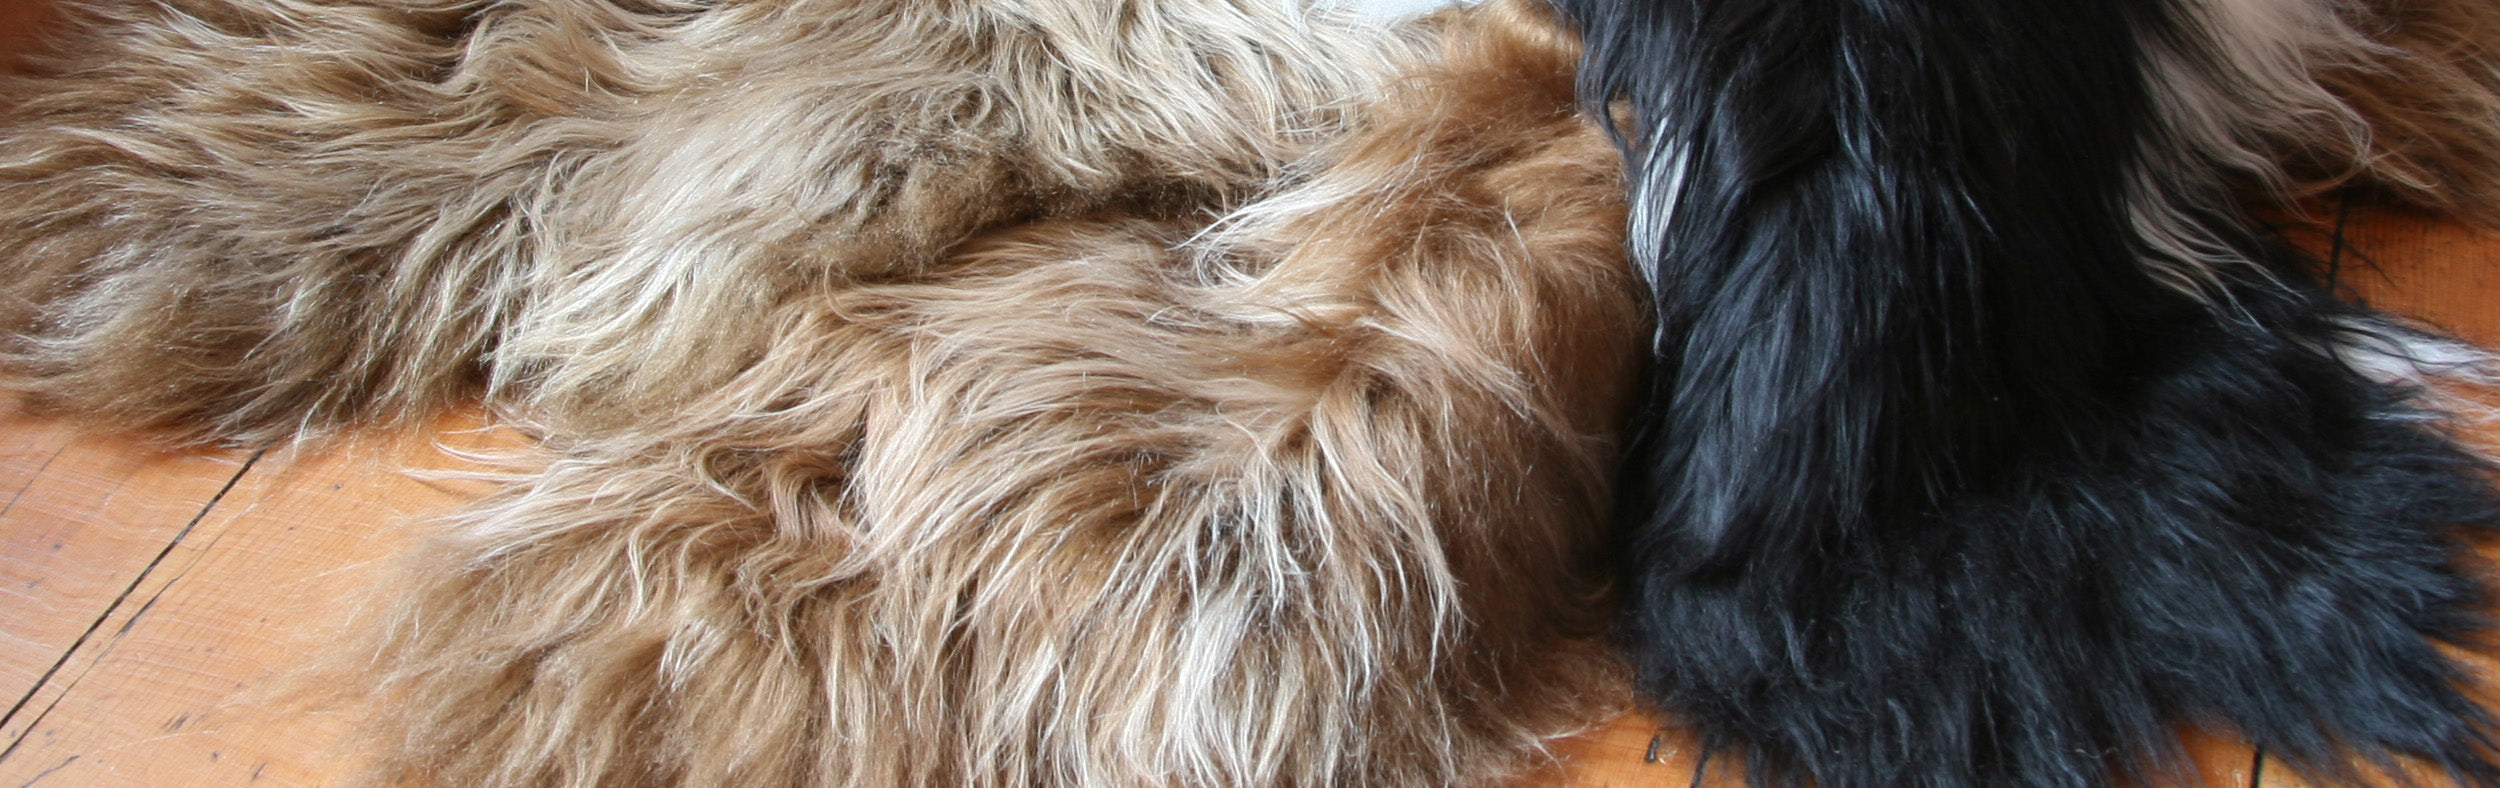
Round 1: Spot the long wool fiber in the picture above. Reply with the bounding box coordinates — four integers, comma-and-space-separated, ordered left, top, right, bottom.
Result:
2, 0, 1650, 786
340, 3, 1645, 786
0, 0, 1398, 442
15, 0, 2500, 786
1559, 0, 2500, 785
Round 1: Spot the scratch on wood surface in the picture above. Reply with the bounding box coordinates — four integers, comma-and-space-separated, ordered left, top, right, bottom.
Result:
13, 755, 72, 788
0, 446, 64, 522
0, 449, 262, 763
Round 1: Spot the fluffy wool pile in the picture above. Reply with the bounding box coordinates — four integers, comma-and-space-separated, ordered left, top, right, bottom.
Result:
10, 0, 2500, 787
0, 0, 1643, 786
1564, 0, 2500, 786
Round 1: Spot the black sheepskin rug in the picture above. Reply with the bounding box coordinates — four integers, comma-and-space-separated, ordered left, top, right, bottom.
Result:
1558, 0, 2500, 786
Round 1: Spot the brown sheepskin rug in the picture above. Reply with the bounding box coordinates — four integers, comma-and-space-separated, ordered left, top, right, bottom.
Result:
6, 0, 2500, 786
1, 0, 1644, 785
0, 0, 1405, 442
343, 3, 1651, 785
2291, 0, 2500, 220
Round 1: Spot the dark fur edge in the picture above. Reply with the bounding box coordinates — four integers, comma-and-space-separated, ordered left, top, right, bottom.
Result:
1553, 0, 2500, 785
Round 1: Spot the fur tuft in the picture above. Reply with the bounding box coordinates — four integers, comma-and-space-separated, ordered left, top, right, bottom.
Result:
1559, 0, 2500, 785
490, 0, 1407, 431
0, 0, 521, 444
0, 0, 1399, 444
5, 0, 1647, 784
339, 2, 1646, 787
2293, 0, 2500, 220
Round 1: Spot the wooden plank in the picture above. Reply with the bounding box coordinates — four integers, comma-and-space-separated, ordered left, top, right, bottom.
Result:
0, 6, 2483, 769
2279, 204, 2500, 788
1542, 713, 2272, 788
1542, 203, 2500, 788
1544, 714, 1725, 787
2281, 203, 2500, 345
0, 415, 523, 788
0, 407, 249, 717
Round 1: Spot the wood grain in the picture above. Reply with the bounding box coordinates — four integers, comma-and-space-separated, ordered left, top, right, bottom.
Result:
0, 206, 2483, 788
2298, 205, 2500, 347
0, 409, 249, 714
1543, 200, 2500, 788
0, 417, 523, 788
0, 0, 2495, 782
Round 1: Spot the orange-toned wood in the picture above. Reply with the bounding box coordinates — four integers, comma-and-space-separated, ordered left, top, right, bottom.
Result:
0, 416, 520, 788
2280, 203, 2500, 346
1541, 201, 2500, 788
1543, 716, 1725, 787
0, 408, 249, 709
1543, 709, 2279, 787
0, 0, 2493, 783
0, 214, 2484, 788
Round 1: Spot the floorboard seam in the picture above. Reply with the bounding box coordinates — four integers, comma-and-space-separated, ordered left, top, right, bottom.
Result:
0, 445, 65, 522
11, 754, 71, 788
0, 448, 263, 764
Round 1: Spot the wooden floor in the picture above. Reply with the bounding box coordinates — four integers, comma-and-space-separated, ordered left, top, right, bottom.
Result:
3, 3, 2500, 786
0, 206, 2489, 788
0, 414, 518, 788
